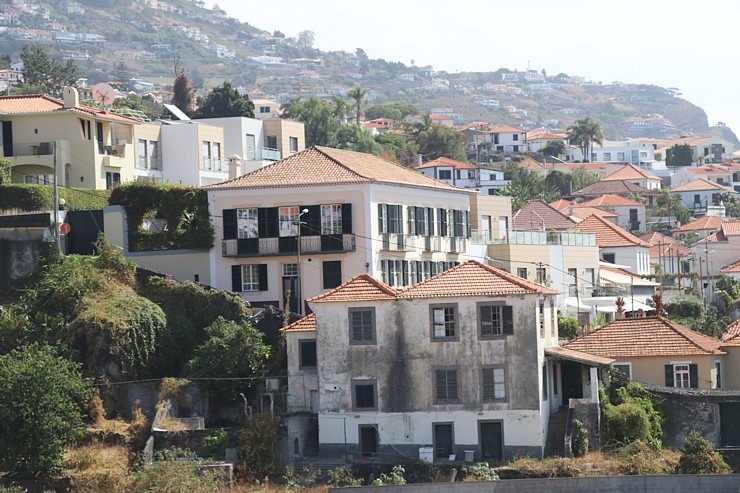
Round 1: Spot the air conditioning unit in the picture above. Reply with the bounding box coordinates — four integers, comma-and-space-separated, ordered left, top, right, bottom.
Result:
265, 378, 281, 392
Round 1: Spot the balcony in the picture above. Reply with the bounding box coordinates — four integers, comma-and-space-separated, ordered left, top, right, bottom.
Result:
262, 147, 281, 161
6, 142, 55, 169
222, 234, 356, 257
491, 230, 596, 247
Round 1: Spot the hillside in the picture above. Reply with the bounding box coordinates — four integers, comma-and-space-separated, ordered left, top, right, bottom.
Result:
1, 0, 736, 142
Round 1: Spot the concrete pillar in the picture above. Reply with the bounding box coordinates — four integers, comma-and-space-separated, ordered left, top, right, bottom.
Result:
590, 366, 599, 405
227, 154, 242, 180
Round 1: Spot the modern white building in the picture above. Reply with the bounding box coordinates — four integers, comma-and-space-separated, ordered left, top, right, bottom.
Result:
566, 140, 655, 166
572, 214, 651, 275
417, 157, 509, 195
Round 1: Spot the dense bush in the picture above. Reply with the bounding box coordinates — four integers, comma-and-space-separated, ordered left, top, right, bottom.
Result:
108, 183, 213, 251
0, 184, 109, 211
0, 159, 10, 184
557, 312, 578, 339
617, 440, 676, 475
601, 382, 663, 448
463, 462, 499, 481
238, 413, 282, 479
571, 419, 589, 457
677, 430, 731, 474
0, 344, 91, 478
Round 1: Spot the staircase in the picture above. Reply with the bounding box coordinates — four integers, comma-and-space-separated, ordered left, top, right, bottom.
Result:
544, 407, 570, 457
292, 457, 347, 471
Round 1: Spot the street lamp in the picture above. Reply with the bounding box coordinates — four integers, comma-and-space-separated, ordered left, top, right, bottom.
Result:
296, 208, 309, 315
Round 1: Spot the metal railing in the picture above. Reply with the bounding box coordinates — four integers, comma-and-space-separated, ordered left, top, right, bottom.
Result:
12, 142, 52, 156
491, 230, 596, 246
222, 234, 356, 257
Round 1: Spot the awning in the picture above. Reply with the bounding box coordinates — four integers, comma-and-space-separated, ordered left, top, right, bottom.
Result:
564, 297, 591, 313
545, 346, 615, 366
584, 296, 653, 313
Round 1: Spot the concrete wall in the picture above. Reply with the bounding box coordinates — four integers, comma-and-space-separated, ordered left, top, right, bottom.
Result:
469, 195, 511, 241
262, 118, 305, 159
330, 475, 740, 493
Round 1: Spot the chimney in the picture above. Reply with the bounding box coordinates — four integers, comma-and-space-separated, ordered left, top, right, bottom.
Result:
227, 154, 242, 180
417, 154, 423, 167
63, 87, 79, 108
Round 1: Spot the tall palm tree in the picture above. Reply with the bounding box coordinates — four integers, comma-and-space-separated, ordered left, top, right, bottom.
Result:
567, 117, 604, 162
347, 86, 366, 125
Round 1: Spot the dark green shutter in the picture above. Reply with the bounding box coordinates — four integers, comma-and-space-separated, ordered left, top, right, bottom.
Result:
265, 207, 279, 237
689, 364, 698, 388
665, 365, 674, 387
402, 260, 409, 286
223, 209, 237, 240
378, 203, 384, 233
303, 205, 320, 236
258, 208, 269, 238
231, 265, 242, 292
258, 264, 268, 291
466, 211, 471, 238
341, 203, 352, 234
502, 305, 514, 335
427, 208, 435, 236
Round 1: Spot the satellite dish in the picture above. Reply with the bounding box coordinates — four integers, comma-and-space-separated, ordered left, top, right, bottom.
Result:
92, 82, 116, 108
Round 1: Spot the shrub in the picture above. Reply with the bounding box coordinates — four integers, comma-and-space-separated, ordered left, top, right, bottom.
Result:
129, 459, 224, 493
571, 419, 589, 457
617, 440, 674, 475
557, 312, 578, 339
603, 402, 651, 445
204, 428, 229, 458
326, 467, 362, 487
372, 465, 406, 485
463, 462, 499, 481
0, 184, 109, 211
602, 382, 664, 449
0, 159, 10, 185
0, 344, 92, 478
237, 413, 282, 479
676, 430, 731, 474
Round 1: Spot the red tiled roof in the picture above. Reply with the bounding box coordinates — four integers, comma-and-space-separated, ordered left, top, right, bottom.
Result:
639, 231, 691, 260
486, 125, 526, 134
572, 214, 649, 247
673, 215, 724, 233
704, 230, 725, 242
721, 221, 740, 236
722, 319, 740, 344
308, 274, 399, 303
280, 313, 316, 332
550, 199, 573, 210
580, 194, 644, 207
204, 146, 464, 191
671, 178, 734, 193
398, 260, 557, 298
513, 200, 576, 231
684, 165, 730, 176
720, 259, 740, 274
573, 180, 656, 197
419, 156, 477, 170
566, 206, 619, 221
0, 93, 138, 123
602, 164, 660, 182
564, 316, 725, 357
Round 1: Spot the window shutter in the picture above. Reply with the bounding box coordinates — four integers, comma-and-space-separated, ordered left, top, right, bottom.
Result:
378, 203, 384, 233
427, 208, 435, 236
664, 365, 674, 387
407, 206, 415, 235
502, 305, 514, 335
231, 265, 242, 292
341, 203, 352, 234
689, 364, 698, 388
258, 264, 268, 291
397, 205, 404, 234
258, 208, 269, 238
402, 260, 409, 286
223, 209, 237, 240
265, 207, 279, 237
466, 211, 471, 238
304, 205, 320, 236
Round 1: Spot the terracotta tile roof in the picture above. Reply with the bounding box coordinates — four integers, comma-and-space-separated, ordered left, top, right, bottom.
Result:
639, 231, 691, 260
671, 178, 734, 193
703, 230, 725, 242
722, 319, 740, 344
720, 259, 740, 274
674, 215, 724, 233
658, 136, 711, 149
513, 200, 576, 231
544, 346, 615, 366
564, 316, 725, 357
599, 264, 659, 287
0, 93, 138, 123
398, 260, 558, 298
526, 131, 568, 141
419, 156, 477, 170
486, 125, 526, 134
205, 146, 464, 191
280, 312, 316, 332
308, 274, 399, 303
572, 214, 649, 247
602, 164, 660, 182
573, 180, 656, 197
580, 194, 644, 207
550, 199, 573, 210
721, 221, 740, 236
684, 165, 730, 176
566, 206, 619, 221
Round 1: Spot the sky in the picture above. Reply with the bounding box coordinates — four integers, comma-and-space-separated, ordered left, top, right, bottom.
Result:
212, 0, 740, 134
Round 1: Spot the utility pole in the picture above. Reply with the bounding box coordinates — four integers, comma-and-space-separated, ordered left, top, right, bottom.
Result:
295, 208, 309, 315
52, 141, 61, 255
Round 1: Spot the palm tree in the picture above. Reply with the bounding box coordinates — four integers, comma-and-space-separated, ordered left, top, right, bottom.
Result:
567, 117, 604, 162
347, 86, 366, 125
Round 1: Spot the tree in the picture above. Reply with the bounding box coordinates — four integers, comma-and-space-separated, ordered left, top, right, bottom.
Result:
416, 124, 466, 162
677, 430, 731, 474
297, 30, 315, 49
666, 143, 693, 167
501, 164, 558, 212
281, 96, 347, 147
112, 94, 160, 121
0, 344, 91, 477
336, 125, 381, 155
19, 44, 79, 97
193, 82, 255, 119
567, 117, 604, 162
112, 62, 133, 91
171, 71, 193, 116
539, 140, 565, 159
570, 165, 600, 191
0, 54, 10, 70
347, 86, 366, 125
365, 102, 418, 121
652, 188, 691, 225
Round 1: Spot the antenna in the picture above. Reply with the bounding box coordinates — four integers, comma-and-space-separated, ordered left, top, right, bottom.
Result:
92, 82, 115, 110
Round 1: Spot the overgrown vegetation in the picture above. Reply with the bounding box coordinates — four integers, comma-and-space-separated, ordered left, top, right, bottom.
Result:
237, 413, 283, 479
0, 184, 109, 211
558, 312, 579, 339
571, 419, 589, 457
108, 182, 214, 251
676, 430, 731, 474
371, 465, 407, 485
462, 462, 499, 481
601, 382, 664, 450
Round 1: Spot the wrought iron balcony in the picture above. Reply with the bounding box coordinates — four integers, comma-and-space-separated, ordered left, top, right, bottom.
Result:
222, 234, 356, 257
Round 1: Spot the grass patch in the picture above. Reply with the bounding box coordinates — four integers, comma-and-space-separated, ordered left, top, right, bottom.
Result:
65, 442, 131, 493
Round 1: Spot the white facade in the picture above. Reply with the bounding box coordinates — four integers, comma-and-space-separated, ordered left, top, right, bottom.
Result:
599, 245, 651, 276
567, 141, 655, 165
158, 121, 227, 186
193, 116, 270, 174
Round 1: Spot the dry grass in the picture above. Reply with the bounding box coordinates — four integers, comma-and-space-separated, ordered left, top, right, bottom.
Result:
230, 486, 329, 493
88, 392, 151, 441
159, 377, 189, 402
65, 442, 131, 493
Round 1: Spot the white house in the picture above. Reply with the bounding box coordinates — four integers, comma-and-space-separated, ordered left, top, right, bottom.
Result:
481, 125, 527, 153
572, 214, 651, 275
566, 140, 655, 166
670, 179, 735, 217
281, 261, 611, 461
417, 157, 509, 195
670, 164, 740, 193
601, 164, 661, 191
578, 194, 646, 232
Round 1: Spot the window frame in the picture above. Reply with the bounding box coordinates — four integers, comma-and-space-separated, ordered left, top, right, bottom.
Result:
430, 303, 459, 341
240, 264, 261, 291
299, 339, 317, 369
349, 307, 376, 345
322, 260, 342, 289
481, 366, 507, 402
352, 379, 378, 411
279, 206, 300, 237
320, 204, 342, 235
612, 362, 632, 379
237, 208, 259, 239
478, 302, 513, 339
434, 367, 460, 404
289, 136, 299, 153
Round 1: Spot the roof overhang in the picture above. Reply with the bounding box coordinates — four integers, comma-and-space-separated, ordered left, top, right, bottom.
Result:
545, 346, 615, 366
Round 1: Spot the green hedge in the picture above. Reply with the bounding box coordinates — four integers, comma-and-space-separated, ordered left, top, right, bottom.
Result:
109, 183, 213, 251
0, 185, 109, 211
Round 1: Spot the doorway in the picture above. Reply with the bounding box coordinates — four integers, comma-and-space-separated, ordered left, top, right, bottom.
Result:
359, 425, 378, 457
479, 421, 503, 460
561, 362, 583, 406
433, 423, 454, 459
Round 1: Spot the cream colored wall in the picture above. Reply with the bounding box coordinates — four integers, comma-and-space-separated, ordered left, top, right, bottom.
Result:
619, 355, 720, 389
134, 123, 161, 143
561, 246, 601, 294
720, 347, 740, 390
262, 118, 305, 158
469, 194, 512, 239
197, 124, 225, 170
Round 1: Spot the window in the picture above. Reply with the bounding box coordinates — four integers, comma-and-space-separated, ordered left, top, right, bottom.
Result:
24, 174, 52, 184
479, 304, 513, 338
260, 105, 271, 114
299, 339, 317, 368
105, 171, 120, 189
237, 208, 259, 239
149, 141, 158, 169
603, 152, 611, 161
536, 267, 547, 285
266, 135, 278, 149
352, 380, 377, 410
482, 367, 506, 400
513, 133, 519, 141
585, 268, 595, 290
431, 305, 457, 340
438, 169, 452, 180
283, 263, 298, 276
241, 264, 262, 291
542, 366, 548, 399
715, 361, 722, 389
435, 369, 458, 403
137, 139, 147, 169
202, 141, 211, 170
612, 363, 632, 379
407, 207, 416, 235
323, 261, 342, 289
617, 152, 625, 161
674, 364, 690, 388
568, 268, 577, 297
539, 300, 545, 338
602, 253, 616, 264
245, 133, 256, 160
551, 298, 557, 337
279, 206, 299, 237
213, 142, 222, 171
349, 308, 375, 344
516, 267, 527, 279
665, 363, 697, 388
321, 204, 342, 234
289, 136, 298, 153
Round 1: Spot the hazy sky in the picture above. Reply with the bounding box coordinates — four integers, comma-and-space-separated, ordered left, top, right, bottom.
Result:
213, 0, 740, 133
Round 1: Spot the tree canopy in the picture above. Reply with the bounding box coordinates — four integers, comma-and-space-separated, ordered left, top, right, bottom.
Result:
365, 102, 418, 121
347, 86, 366, 125
193, 82, 255, 119
281, 96, 347, 147
171, 71, 194, 116
567, 117, 604, 162
18, 44, 79, 97
666, 143, 693, 167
